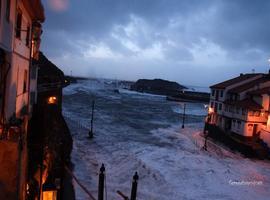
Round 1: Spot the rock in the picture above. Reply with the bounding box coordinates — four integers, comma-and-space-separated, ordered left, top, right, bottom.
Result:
130, 79, 186, 96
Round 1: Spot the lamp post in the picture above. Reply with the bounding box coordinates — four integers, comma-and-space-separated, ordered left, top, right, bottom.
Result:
182, 103, 186, 129
88, 100, 95, 138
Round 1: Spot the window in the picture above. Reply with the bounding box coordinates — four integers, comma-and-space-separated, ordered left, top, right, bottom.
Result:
16, 10, 22, 38
236, 107, 239, 114
23, 70, 27, 93
219, 103, 222, 111
237, 121, 241, 129
210, 101, 214, 108
220, 90, 223, 98
6, 0, 10, 22
214, 103, 218, 112
242, 108, 246, 115
249, 111, 254, 116
254, 111, 260, 117
30, 65, 37, 79
30, 92, 36, 105
248, 124, 253, 131
212, 89, 215, 96
26, 26, 30, 46
225, 105, 228, 112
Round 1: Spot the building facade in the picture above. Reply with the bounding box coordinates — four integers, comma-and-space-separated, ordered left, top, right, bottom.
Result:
207, 73, 270, 148
0, 0, 44, 199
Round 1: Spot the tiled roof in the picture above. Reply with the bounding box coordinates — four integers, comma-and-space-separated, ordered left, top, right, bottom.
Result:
228, 76, 270, 93
210, 73, 262, 89
247, 87, 270, 95
224, 99, 263, 110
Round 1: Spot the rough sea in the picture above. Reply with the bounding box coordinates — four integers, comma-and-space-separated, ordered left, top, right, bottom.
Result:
63, 79, 270, 200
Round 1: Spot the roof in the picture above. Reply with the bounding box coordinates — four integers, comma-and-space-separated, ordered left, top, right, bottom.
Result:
22, 0, 45, 22
33, 52, 65, 84
228, 76, 270, 93
224, 99, 263, 110
248, 87, 270, 96
210, 73, 262, 89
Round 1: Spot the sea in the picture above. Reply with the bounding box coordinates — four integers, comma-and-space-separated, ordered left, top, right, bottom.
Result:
62, 79, 270, 200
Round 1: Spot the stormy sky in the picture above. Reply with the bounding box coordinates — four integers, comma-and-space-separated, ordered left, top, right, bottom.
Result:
41, 0, 270, 86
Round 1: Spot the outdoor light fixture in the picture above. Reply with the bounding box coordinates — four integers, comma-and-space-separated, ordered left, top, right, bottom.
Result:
208, 107, 214, 114
47, 96, 57, 104
42, 183, 57, 200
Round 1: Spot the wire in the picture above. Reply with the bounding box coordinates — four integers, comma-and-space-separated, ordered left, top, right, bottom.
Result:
64, 165, 96, 200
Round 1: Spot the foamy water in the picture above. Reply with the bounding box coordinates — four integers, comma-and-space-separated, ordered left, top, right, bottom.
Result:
63, 79, 270, 200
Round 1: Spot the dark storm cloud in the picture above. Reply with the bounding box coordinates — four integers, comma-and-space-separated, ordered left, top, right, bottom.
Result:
41, 0, 270, 85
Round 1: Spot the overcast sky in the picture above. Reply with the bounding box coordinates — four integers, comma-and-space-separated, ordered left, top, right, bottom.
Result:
41, 0, 270, 86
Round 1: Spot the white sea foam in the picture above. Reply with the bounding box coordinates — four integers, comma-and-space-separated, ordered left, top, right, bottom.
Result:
63, 79, 270, 200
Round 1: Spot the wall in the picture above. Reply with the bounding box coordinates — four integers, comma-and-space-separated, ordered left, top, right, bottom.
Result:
0, 0, 16, 52
0, 140, 19, 199
260, 129, 270, 148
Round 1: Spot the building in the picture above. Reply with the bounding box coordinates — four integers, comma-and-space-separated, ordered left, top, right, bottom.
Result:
206, 73, 270, 153
0, 0, 44, 199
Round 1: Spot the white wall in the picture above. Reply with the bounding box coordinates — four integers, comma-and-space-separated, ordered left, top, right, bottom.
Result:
0, 0, 16, 52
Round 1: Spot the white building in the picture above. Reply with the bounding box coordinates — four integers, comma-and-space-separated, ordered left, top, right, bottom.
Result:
0, 0, 44, 199
207, 73, 270, 148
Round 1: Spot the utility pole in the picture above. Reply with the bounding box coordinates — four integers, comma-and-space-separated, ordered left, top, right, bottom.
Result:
88, 100, 95, 138
182, 103, 186, 129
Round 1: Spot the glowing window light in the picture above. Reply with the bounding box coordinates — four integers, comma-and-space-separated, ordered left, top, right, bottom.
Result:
42, 183, 57, 200
47, 96, 57, 104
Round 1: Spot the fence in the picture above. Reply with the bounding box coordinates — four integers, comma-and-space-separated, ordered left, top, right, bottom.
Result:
62, 112, 139, 200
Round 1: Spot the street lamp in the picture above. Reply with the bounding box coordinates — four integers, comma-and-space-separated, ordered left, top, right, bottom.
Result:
182, 103, 186, 129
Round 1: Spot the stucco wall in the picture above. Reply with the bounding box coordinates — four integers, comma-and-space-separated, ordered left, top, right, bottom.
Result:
0, 141, 19, 199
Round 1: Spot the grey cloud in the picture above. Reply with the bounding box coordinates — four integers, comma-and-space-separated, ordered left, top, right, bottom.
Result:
41, 0, 270, 85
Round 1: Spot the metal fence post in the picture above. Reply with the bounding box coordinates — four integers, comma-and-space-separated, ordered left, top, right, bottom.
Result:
98, 164, 105, 200
130, 172, 139, 200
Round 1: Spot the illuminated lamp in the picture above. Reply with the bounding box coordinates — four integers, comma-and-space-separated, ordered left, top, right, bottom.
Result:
42, 183, 57, 200
47, 96, 57, 104
208, 107, 214, 114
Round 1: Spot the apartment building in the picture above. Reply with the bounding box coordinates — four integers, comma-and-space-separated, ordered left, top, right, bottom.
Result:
207, 73, 270, 148
0, 0, 44, 199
